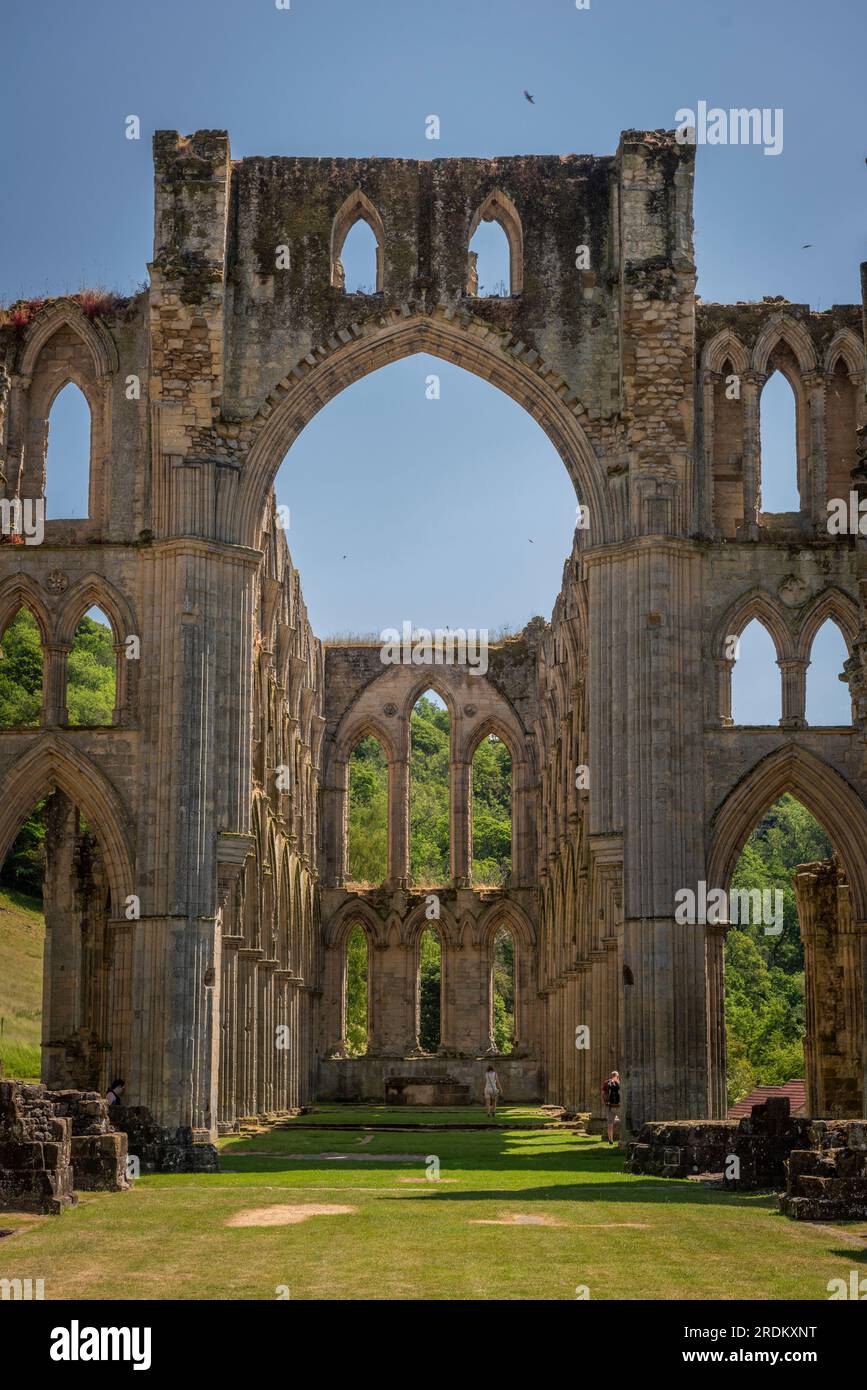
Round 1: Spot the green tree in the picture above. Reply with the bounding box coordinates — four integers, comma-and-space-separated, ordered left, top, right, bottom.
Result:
347, 736, 388, 884
0, 608, 43, 727
492, 927, 515, 1052
725, 795, 830, 1104
410, 695, 450, 884
418, 925, 442, 1053
0, 611, 115, 898
67, 614, 115, 726
472, 734, 512, 885
344, 924, 369, 1056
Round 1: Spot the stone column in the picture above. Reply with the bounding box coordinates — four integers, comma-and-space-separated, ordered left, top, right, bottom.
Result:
701, 370, 719, 534
742, 371, 765, 533
705, 922, 727, 1118
388, 758, 410, 887
715, 657, 735, 726
779, 658, 808, 729
450, 758, 471, 887
41, 643, 70, 726
805, 370, 827, 524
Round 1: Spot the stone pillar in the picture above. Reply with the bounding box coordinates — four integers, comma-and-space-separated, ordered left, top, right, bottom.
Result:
715, 657, 734, 726
779, 658, 808, 729
805, 370, 827, 524
388, 758, 410, 887
742, 371, 764, 533
701, 371, 719, 534
42, 643, 70, 726
705, 922, 727, 1118
450, 758, 471, 887
794, 859, 864, 1118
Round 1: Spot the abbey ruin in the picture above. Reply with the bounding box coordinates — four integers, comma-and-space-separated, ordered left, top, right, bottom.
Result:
0, 128, 865, 1166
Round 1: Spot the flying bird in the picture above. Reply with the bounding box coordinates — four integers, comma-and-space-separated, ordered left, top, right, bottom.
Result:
528, 538, 534, 544
801, 244, 813, 249
523, 90, 535, 104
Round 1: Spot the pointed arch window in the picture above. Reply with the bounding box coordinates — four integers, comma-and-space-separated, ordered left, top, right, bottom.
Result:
344, 922, 370, 1056
491, 924, 516, 1054
330, 190, 385, 294
730, 620, 781, 725
466, 190, 523, 297
759, 370, 799, 513
0, 607, 43, 727
471, 732, 512, 885
347, 735, 388, 884
418, 924, 442, 1053
806, 619, 852, 726
45, 382, 91, 519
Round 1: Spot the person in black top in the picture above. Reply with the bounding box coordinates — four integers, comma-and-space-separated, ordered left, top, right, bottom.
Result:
105, 1078, 125, 1106
601, 1070, 621, 1145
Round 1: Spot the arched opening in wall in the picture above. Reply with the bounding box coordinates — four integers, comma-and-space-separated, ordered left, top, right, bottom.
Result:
45, 382, 91, 519
491, 925, 515, 1054
67, 607, 116, 727
759, 371, 799, 513
273, 353, 577, 641
0, 607, 43, 728
410, 690, 450, 886
724, 794, 831, 1108
418, 923, 442, 1053
338, 219, 380, 296
468, 219, 511, 299
0, 791, 118, 1091
825, 358, 858, 504
805, 620, 852, 726
343, 922, 369, 1056
0, 798, 47, 1080
471, 733, 512, 886
730, 621, 780, 725
347, 735, 388, 885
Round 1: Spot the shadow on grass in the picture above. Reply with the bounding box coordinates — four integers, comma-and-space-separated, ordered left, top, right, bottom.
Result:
219, 1130, 783, 1210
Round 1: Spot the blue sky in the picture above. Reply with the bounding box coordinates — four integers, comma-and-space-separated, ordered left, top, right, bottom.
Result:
3, 0, 862, 722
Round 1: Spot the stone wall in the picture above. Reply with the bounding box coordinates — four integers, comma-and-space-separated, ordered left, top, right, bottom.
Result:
625, 1098, 812, 1188
780, 1119, 867, 1220
319, 1054, 541, 1105
0, 126, 864, 1153
0, 1082, 128, 1214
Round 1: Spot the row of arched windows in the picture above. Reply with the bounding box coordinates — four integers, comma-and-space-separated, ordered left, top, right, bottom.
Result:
332, 188, 519, 300
346, 688, 513, 887
343, 919, 516, 1056
730, 617, 850, 726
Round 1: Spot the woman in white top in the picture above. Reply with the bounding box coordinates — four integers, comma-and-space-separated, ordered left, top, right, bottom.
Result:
483, 1064, 502, 1118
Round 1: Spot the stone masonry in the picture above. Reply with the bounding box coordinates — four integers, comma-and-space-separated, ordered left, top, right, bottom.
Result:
0, 1081, 129, 1214
0, 128, 865, 1163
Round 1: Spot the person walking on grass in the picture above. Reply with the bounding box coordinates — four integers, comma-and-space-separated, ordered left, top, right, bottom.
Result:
601, 1070, 621, 1145
484, 1064, 502, 1119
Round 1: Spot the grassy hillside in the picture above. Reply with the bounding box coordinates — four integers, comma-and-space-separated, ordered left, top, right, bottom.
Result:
0, 886, 44, 1081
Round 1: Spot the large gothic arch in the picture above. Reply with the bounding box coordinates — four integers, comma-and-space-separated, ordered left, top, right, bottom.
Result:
235, 309, 614, 550
0, 125, 864, 1151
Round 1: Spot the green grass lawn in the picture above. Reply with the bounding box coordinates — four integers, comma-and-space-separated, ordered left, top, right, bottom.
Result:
0, 886, 43, 1081
1, 1107, 864, 1300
